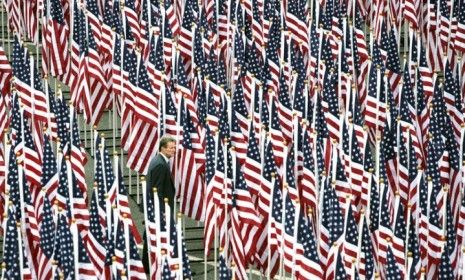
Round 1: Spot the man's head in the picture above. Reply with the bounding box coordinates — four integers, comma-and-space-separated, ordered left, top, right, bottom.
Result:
159, 136, 176, 159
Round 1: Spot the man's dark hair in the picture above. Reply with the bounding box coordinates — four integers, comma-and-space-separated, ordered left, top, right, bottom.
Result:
159, 136, 176, 151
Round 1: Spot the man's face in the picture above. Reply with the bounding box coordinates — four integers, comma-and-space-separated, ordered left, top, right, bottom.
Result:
161, 141, 176, 159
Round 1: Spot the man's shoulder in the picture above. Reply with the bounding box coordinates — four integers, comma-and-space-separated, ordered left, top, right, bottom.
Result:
151, 154, 168, 168
147, 154, 162, 169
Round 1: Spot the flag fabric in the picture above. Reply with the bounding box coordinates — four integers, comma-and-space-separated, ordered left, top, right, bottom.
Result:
3, 0, 465, 279
41, 0, 69, 76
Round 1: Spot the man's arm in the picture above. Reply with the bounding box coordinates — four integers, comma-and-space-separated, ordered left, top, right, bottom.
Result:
151, 163, 169, 202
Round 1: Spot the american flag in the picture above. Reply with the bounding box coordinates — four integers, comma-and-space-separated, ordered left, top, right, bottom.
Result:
177, 97, 205, 221
87, 189, 110, 279
2, 0, 465, 278
37, 196, 55, 280
39, 137, 59, 222
41, 0, 69, 76
161, 257, 172, 280
113, 219, 146, 280
218, 252, 232, 280
0, 45, 12, 96
115, 159, 142, 245
54, 213, 76, 279
76, 229, 98, 279
11, 39, 49, 124
3, 210, 28, 279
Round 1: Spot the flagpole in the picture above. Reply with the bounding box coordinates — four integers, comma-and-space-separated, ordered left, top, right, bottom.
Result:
44, 76, 53, 138
112, 33, 117, 153
460, 124, 465, 218
278, 183, 288, 279
100, 134, 114, 245
1, 2, 4, 47
317, 171, 327, 256
176, 212, 183, 279
462, 248, 465, 279
18, 103, 27, 256
213, 131, 219, 279
71, 217, 79, 279
267, 172, 276, 280
165, 197, 172, 252
376, 178, 385, 273
36, 0, 40, 69
117, 34, 128, 197
231, 261, 236, 280
80, 108, 86, 155
153, 187, 162, 278
112, 255, 118, 278
222, 137, 229, 259
342, 194, 352, 267
442, 186, 448, 230
420, 267, 426, 279
174, 90, 182, 217
141, 176, 152, 277
64, 137, 79, 279
405, 251, 412, 279
135, 172, 140, 204
206, 204, 215, 280
351, 259, 356, 280
17, 218, 24, 280
317, 26, 323, 88
356, 208, 365, 273
426, 175, 433, 275
7, 14, 11, 62
290, 199, 300, 280
404, 201, 412, 267
55, 83, 60, 154
124, 214, 131, 278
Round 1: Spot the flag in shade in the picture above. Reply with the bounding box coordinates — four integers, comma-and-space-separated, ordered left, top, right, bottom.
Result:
37, 196, 55, 280
3, 211, 23, 279
161, 257, 172, 280
54, 213, 76, 279
218, 253, 232, 280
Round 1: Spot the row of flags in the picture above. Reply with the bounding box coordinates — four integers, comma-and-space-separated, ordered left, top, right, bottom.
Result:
1, 0, 465, 279
0, 38, 192, 280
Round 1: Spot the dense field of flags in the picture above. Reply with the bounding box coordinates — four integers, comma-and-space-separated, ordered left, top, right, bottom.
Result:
1, 0, 465, 279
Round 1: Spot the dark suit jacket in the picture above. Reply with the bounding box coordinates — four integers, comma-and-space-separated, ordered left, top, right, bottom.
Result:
146, 153, 175, 212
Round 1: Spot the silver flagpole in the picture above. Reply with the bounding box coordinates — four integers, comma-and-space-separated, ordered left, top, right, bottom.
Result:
134, 48, 142, 205
18, 104, 27, 280
267, 171, 275, 280
17, 216, 24, 280
154, 187, 162, 277
1, 136, 10, 258
36, 0, 40, 69
222, 137, 229, 260
142, 176, 154, 277
176, 212, 183, 280
213, 130, 219, 279
1, 0, 4, 47
174, 83, 182, 218
137, 173, 140, 204
100, 134, 114, 243
44, 76, 53, 137
112, 33, 117, 155
290, 200, 300, 279
65, 151, 79, 279
231, 261, 236, 280
124, 215, 131, 278
278, 185, 287, 279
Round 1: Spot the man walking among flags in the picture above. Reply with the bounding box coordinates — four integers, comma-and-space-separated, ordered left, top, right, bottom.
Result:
142, 135, 177, 274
